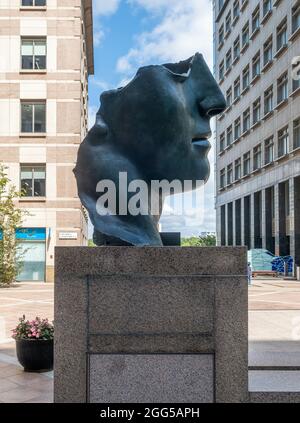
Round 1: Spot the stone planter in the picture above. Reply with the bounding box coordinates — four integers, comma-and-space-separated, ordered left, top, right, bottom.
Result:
16, 338, 53, 372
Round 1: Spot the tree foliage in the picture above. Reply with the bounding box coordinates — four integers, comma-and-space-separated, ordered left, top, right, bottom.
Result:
181, 234, 216, 247
0, 164, 27, 286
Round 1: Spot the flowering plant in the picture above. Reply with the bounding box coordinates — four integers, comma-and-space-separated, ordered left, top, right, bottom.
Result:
12, 315, 54, 340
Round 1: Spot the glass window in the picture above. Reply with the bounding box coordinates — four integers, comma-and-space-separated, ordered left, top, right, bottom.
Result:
20, 165, 46, 197
263, 0, 272, 16
277, 72, 288, 103
234, 117, 241, 140
219, 60, 225, 81
227, 164, 233, 185
225, 49, 232, 71
242, 22, 249, 47
253, 144, 262, 170
21, 102, 46, 133
17, 241, 46, 282
243, 152, 251, 176
21, 38, 46, 70
226, 87, 232, 107
278, 126, 289, 157
264, 86, 273, 114
242, 65, 250, 90
220, 132, 225, 152
264, 137, 274, 164
294, 118, 300, 149
235, 158, 241, 180
226, 125, 233, 146
252, 51, 260, 79
233, 0, 240, 20
234, 77, 240, 99
225, 12, 232, 34
219, 24, 224, 46
276, 18, 287, 51
292, 3, 300, 33
22, 0, 46, 5
263, 36, 273, 65
253, 97, 261, 124
233, 36, 240, 60
220, 168, 226, 188
243, 108, 251, 133
252, 6, 260, 33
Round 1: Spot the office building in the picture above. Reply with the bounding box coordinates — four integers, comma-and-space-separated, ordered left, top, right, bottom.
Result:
214, 0, 300, 267
0, 0, 94, 281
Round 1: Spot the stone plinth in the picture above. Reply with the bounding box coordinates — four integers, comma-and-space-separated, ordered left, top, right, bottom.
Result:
54, 247, 248, 403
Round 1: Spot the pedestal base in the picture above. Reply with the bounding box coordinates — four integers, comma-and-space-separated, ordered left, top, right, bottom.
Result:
54, 246, 248, 403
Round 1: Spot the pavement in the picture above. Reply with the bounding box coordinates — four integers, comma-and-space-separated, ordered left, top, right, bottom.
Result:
0, 278, 300, 402
0, 283, 54, 403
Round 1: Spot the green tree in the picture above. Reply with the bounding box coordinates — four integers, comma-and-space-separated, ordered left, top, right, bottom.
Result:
0, 164, 27, 286
88, 239, 96, 247
181, 234, 216, 247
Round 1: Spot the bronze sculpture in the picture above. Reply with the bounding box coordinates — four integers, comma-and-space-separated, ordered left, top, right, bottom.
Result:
74, 53, 226, 246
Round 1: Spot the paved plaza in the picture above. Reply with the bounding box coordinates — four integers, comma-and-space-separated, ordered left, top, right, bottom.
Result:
0, 283, 54, 403
0, 279, 300, 402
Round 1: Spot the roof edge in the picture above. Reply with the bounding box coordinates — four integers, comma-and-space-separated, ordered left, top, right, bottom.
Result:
83, 0, 94, 75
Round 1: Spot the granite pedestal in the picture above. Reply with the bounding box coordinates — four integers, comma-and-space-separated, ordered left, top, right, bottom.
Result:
54, 247, 248, 403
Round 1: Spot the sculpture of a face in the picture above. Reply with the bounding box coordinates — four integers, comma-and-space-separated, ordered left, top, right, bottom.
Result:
74, 53, 226, 246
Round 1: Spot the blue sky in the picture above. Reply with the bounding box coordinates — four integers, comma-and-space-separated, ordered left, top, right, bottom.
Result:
89, 0, 215, 236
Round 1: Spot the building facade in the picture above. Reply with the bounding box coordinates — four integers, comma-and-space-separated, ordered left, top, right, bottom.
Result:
0, 0, 94, 281
214, 0, 300, 267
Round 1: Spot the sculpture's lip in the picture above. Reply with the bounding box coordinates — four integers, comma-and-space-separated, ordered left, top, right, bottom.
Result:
191, 138, 211, 149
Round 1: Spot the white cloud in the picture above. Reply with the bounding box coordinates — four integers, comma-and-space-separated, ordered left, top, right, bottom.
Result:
117, 0, 213, 77
93, 0, 121, 16
92, 0, 121, 46
93, 27, 105, 47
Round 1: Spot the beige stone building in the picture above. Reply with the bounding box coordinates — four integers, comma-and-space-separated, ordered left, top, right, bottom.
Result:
214, 0, 300, 268
0, 0, 94, 281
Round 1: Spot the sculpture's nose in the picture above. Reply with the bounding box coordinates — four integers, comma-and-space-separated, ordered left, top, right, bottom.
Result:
189, 53, 226, 118
198, 95, 227, 118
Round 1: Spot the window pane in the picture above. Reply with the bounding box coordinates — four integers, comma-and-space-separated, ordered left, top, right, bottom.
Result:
34, 41, 46, 56
34, 55, 46, 69
34, 103, 46, 132
35, 0, 46, 5
21, 168, 33, 196
17, 242, 46, 282
21, 40, 33, 55
33, 167, 46, 179
22, 56, 33, 69
21, 40, 34, 69
22, 0, 33, 6
20, 168, 32, 179
33, 180, 45, 196
34, 40, 46, 69
21, 103, 33, 133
